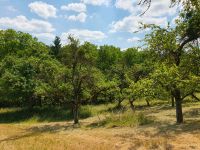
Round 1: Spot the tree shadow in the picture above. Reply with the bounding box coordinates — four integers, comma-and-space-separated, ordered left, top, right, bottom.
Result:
0, 123, 75, 143
184, 108, 200, 118
154, 120, 200, 136
0, 107, 91, 123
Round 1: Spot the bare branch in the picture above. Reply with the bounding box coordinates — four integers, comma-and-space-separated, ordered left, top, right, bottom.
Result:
138, 0, 152, 16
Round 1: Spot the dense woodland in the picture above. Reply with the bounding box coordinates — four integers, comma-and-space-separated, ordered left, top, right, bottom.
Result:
0, 0, 199, 125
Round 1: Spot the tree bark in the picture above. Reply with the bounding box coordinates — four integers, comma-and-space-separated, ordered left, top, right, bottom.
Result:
91, 93, 98, 104
174, 89, 183, 124
146, 99, 150, 107
73, 102, 79, 124
129, 99, 135, 111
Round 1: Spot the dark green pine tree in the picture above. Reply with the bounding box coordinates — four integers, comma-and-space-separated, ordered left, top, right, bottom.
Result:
51, 36, 61, 58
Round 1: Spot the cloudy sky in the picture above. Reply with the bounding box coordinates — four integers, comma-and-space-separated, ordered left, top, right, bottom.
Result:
0, 0, 179, 48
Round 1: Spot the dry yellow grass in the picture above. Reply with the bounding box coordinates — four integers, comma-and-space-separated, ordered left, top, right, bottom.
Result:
1, 102, 200, 150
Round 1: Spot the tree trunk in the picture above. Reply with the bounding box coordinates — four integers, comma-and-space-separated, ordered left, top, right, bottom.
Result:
174, 89, 183, 124
91, 93, 98, 104
129, 99, 135, 111
146, 99, 150, 107
73, 103, 79, 124
171, 95, 175, 107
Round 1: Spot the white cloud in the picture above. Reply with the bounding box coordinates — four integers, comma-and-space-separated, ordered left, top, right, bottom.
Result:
115, 0, 177, 17
127, 37, 141, 43
112, 0, 179, 34
0, 16, 55, 44
0, 15, 55, 33
61, 3, 86, 13
67, 13, 87, 22
33, 33, 55, 43
115, 0, 135, 13
110, 15, 167, 33
61, 29, 106, 44
142, 0, 178, 17
81, 0, 111, 6
28, 1, 57, 19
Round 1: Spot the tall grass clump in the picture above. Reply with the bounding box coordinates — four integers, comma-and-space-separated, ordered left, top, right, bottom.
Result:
101, 111, 153, 127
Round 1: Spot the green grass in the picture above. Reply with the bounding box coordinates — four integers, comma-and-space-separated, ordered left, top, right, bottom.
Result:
0, 103, 118, 124
88, 110, 153, 128
0, 99, 168, 124
1, 97, 198, 125
0, 106, 92, 124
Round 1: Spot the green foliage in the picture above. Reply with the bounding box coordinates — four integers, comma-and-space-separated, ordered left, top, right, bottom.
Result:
50, 36, 61, 58
0, 2, 199, 125
97, 45, 121, 72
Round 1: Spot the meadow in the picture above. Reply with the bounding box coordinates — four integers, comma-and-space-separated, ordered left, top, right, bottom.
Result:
1, 99, 200, 150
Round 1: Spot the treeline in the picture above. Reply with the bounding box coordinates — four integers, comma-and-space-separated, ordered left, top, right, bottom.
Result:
0, 30, 154, 122
0, 2, 200, 124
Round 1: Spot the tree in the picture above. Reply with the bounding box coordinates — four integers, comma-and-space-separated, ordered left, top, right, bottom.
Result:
61, 36, 99, 124
50, 36, 61, 58
97, 45, 121, 73
0, 29, 65, 107
144, 13, 200, 123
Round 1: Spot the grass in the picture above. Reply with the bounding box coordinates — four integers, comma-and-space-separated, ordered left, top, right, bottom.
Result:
1, 101, 200, 149
1, 99, 200, 149
0, 106, 92, 124
98, 111, 153, 127
0, 102, 121, 124
0, 98, 198, 124
0, 103, 117, 124
0, 98, 187, 124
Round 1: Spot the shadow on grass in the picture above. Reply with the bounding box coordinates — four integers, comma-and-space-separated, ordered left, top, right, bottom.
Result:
0, 107, 92, 123
0, 123, 75, 143
152, 119, 200, 136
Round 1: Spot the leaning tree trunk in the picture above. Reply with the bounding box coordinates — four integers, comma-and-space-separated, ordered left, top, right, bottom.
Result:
174, 89, 183, 124
146, 99, 150, 107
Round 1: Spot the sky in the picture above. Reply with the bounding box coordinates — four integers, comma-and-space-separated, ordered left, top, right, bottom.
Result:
0, 0, 179, 49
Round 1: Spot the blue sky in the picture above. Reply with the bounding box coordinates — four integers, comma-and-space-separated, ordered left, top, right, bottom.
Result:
0, 0, 179, 49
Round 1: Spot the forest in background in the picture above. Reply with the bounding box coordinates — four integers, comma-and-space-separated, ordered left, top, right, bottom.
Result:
0, 0, 199, 125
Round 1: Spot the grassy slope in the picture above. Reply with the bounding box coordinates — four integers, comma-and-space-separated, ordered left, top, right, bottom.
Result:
1, 99, 200, 150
